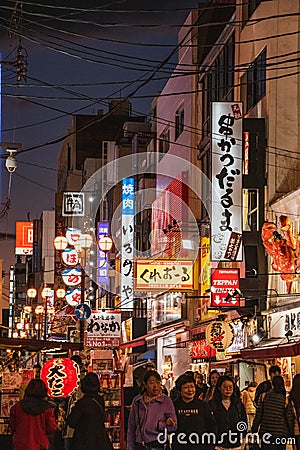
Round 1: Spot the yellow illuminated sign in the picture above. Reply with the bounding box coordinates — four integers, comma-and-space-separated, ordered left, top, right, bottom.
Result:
134, 259, 198, 292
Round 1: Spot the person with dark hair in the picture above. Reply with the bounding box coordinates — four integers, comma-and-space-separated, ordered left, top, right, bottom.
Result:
63, 355, 88, 450
252, 375, 295, 450
254, 365, 281, 406
172, 374, 215, 450
194, 372, 208, 400
289, 374, 300, 449
208, 375, 247, 450
67, 372, 111, 450
10, 379, 57, 450
127, 370, 177, 450
204, 370, 220, 402
33, 363, 42, 379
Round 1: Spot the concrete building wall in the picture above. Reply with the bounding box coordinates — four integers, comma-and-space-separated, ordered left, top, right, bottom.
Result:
41, 210, 55, 285
236, 0, 300, 204
156, 11, 198, 192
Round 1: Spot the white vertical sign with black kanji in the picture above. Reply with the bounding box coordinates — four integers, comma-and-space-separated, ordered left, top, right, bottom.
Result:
211, 102, 243, 262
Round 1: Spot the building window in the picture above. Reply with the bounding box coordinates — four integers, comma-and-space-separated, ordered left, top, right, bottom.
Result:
246, 48, 266, 112
243, 188, 259, 231
248, 0, 262, 18
201, 35, 235, 138
158, 128, 170, 161
175, 105, 184, 140
242, 0, 262, 22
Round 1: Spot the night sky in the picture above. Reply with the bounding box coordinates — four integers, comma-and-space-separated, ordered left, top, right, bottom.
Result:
0, 0, 199, 233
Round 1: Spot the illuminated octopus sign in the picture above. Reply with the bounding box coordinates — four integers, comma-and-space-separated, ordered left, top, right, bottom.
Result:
261, 215, 300, 293
41, 358, 80, 398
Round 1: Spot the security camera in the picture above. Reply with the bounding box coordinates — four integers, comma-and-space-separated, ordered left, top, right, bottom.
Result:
5, 153, 17, 173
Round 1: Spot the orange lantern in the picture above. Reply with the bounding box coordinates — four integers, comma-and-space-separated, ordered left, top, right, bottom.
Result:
205, 320, 234, 352
41, 358, 80, 398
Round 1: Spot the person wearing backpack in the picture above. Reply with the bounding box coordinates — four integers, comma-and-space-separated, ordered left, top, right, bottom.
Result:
209, 375, 247, 450
252, 376, 295, 450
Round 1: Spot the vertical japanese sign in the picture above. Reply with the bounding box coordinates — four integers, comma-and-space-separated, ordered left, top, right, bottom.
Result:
97, 222, 109, 285
121, 178, 135, 310
211, 102, 243, 261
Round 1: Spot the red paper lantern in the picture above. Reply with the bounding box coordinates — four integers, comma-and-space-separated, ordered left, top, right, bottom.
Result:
41, 358, 80, 398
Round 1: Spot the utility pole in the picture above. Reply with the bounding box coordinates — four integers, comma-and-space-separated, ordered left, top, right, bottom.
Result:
0, 43, 27, 84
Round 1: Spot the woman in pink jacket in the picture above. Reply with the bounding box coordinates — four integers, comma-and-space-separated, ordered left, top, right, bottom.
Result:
10, 378, 57, 450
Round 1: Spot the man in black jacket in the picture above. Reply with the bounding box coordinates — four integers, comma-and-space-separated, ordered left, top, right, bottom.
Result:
172, 374, 215, 450
254, 365, 281, 407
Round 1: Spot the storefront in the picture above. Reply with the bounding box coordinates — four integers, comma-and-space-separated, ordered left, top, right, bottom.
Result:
240, 304, 300, 388
188, 325, 217, 383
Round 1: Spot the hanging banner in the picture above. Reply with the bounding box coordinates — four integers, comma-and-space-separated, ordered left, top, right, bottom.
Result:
211, 102, 243, 261
97, 222, 109, 285
121, 178, 135, 310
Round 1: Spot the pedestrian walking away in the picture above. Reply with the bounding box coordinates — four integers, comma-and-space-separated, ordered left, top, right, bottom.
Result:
9, 378, 57, 450
252, 375, 295, 450
67, 372, 112, 450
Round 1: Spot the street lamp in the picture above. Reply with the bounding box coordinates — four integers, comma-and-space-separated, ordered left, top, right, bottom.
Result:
75, 234, 93, 347
98, 235, 113, 308
53, 236, 68, 251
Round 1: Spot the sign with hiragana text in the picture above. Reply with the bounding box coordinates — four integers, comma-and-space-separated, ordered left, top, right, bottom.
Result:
211, 102, 243, 261
134, 259, 197, 292
85, 311, 121, 348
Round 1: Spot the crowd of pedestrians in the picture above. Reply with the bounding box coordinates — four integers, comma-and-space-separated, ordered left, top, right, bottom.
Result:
7, 360, 300, 450
126, 365, 300, 450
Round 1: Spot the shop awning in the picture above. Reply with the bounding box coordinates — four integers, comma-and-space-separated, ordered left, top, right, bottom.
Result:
240, 338, 300, 359
0, 336, 82, 352
210, 357, 266, 367
137, 349, 156, 361
118, 321, 186, 350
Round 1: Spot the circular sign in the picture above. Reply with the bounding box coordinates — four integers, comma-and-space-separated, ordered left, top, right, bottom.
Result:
62, 248, 79, 267
205, 320, 235, 352
75, 304, 91, 321
62, 268, 82, 287
66, 288, 81, 306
